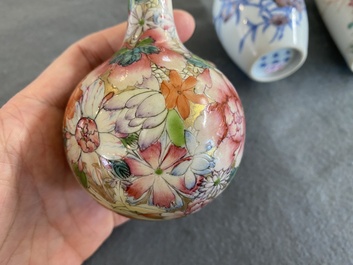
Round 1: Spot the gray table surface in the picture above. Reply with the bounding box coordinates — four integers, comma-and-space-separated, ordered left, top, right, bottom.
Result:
1, 0, 353, 264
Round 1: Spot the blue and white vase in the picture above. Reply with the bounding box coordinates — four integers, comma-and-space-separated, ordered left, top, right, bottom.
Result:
213, 0, 309, 82
315, 0, 353, 71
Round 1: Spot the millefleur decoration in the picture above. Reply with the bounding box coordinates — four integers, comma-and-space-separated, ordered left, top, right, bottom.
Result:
63, 0, 246, 220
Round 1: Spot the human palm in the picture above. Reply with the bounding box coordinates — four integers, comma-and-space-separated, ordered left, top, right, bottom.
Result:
0, 11, 195, 264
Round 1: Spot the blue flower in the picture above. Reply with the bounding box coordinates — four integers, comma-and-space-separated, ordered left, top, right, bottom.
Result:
171, 131, 215, 189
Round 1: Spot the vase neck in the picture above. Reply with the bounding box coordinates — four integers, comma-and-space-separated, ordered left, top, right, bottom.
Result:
125, 0, 176, 44
128, 0, 173, 14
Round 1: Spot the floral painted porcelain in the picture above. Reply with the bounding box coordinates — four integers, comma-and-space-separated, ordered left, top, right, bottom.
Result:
213, 0, 309, 82
315, 0, 353, 71
63, 0, 245, 220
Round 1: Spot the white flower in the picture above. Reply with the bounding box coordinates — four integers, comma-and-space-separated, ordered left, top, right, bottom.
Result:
127, 5, 157, 40
104, 88, 168, 150
198, 169, 232, 199
65, 80, 127, 185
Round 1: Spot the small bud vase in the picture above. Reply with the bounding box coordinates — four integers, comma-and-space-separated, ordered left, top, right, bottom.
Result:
213, 0, 309, 82
315, 0, 353, 71
63, 0, 246, 221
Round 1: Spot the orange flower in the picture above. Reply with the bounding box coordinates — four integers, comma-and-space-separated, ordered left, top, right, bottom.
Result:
161, 70, 208, 120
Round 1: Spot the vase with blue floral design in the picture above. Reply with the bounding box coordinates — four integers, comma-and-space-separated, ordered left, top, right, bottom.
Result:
213, 0, 309, 82
63, 0, 246, 220
315, 0, 353, 71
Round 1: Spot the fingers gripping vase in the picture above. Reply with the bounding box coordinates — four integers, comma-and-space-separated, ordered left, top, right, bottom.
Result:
63, 0, 246, 221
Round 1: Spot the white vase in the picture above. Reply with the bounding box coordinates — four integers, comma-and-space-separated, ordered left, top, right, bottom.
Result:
315, 0, 353, 71
213, 0, 309, 82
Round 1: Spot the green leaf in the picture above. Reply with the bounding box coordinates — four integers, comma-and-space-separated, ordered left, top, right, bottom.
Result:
73, 164, 89, 188
116, 47, 130, 56
139, 45, 160, 55
111, 47, 129, 58
111, 160, 131, 180
110, 44, 159, 66
166, 110, 185, 147
110, 47, 130, 64
110, 37, 159, 66
348, 22, 353, 29
136, 37, 155, 47
110, 48, 143, 66
187, 54, 213, 69
121, 133, 139, 149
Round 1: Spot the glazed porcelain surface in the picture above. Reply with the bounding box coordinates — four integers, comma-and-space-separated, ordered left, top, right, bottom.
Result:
315, 0, 353, 71
213, 0, 309, 82
63, 0, 245, 220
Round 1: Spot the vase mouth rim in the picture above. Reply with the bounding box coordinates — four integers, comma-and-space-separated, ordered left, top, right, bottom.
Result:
249, 47, 307, 82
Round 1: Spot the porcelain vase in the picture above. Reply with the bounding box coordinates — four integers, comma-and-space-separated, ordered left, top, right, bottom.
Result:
63, 0, 246, 220
213, 0, 309, 82
315, 0, 353, 71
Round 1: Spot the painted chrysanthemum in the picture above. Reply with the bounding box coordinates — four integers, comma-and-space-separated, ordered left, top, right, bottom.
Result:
64, 80, 126, 185
126, 4, 157, 40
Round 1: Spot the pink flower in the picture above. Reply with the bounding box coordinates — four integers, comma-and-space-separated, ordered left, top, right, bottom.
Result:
108, 28, 187, 90
109, 55, 152, 90
124, 142, 198, 208
195, 69, 245, 170
144, 28, 187, 70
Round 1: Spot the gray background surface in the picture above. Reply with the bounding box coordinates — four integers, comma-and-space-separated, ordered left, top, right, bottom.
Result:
1, 0, 353, 264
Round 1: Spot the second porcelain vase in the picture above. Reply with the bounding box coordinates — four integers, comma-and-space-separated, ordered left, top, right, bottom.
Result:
315, 0, 353, 71
63, 0, 246, 220
213, 0, 309, 82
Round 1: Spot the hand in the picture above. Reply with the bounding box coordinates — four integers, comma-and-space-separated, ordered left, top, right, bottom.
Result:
0, 10, 195, 265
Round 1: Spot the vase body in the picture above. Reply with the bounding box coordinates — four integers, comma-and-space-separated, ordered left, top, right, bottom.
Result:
315, 0, 353, 71
213, 0, 309, 82
63, 0, 245, 220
